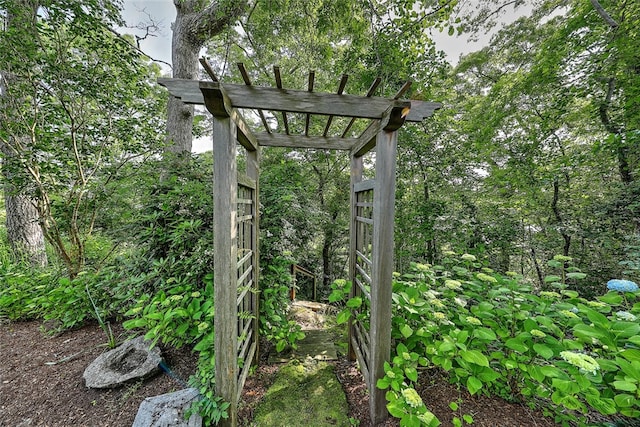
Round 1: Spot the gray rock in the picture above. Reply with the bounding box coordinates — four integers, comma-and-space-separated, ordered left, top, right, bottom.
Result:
83, 336, 162, 388
132, 388, 202, 427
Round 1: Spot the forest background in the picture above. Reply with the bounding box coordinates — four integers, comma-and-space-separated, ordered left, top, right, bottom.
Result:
1, 0, 639, 425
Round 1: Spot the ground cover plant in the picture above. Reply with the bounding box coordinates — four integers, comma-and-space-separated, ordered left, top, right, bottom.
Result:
333, 253, 640, 427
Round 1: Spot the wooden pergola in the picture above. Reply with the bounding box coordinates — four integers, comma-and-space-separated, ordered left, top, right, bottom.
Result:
158, 59, 441, 426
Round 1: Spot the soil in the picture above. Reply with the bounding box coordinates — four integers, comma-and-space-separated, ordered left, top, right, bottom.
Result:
0, 319, 561, 427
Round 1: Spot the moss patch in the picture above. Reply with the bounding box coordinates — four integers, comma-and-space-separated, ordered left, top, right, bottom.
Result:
251, 358, 350, 426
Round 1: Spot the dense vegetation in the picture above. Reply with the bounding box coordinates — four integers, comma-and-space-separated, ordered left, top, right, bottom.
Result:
1, 0, 638, 425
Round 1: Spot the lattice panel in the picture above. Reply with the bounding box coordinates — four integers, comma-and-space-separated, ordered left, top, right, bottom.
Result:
352, 183, 374, 380
236, 181, 257, 400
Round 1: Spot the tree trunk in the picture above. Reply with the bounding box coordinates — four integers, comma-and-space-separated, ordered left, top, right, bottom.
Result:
166, 0, 248, 155
4, 187, 47, 268
1, 0, 47, 268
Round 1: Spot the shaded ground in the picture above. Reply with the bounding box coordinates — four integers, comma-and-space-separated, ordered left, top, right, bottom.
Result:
1, 317, 561, 427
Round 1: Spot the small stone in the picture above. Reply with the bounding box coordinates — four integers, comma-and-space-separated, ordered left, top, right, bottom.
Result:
83, 336, 162, 389
132, 388, 202, 427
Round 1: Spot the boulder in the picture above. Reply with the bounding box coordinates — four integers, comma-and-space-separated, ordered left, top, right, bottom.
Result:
83, 336, 162, 389
132, 388, 202, 427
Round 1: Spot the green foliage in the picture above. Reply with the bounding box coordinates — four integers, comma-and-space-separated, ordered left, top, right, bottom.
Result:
123, 273, 214, 350
187, 353, 230, 426
259, 255, 305, 353
0, 0, 166, 276
335, 254, 640, 426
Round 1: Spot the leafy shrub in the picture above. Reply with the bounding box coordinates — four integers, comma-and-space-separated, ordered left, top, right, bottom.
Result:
334, 254, 640, 426
259, 255, 305, 353
122, 273, 214, 350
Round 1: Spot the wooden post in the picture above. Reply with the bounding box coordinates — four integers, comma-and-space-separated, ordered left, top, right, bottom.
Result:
213, 115, 238, 427
247, 146, 260, 366
348, 155, 363, 362
369, 128, 397, 424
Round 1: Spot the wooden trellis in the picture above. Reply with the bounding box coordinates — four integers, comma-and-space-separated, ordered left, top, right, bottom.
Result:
158, 59, 440, 426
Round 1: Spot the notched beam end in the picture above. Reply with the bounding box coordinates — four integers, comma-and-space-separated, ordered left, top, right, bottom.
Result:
383, 101, 411, 132
200, 81, 232, 117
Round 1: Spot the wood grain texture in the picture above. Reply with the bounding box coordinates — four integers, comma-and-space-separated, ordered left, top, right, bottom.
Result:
158, 78, 441, 122
213, 116, 239, 420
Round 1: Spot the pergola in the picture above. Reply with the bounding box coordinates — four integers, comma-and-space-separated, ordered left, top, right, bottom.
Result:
158, 58, 441, 426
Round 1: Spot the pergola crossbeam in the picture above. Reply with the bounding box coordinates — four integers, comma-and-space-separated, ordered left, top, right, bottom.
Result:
158, 78, 441, 122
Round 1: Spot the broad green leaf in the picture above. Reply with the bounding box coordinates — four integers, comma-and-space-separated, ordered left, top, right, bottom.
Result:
614, 393, 636, 408
597, 292, 623, 305
336, 309, 351, 324
613, 381, 637, 392
505, 338, 528, 353
460, 350, 489, 367
467, 376, 483, 395
400, 323, 414, 338
405, 367, 418, 382
473, 328, 497, 341
533, 343, 554, 359
346, 296, 363, 308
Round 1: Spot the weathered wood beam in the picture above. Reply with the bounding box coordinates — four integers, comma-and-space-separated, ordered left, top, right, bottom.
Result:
369, 125, 397, 425
158, 78, 441, 122
199, 80, 232, 117
213, 115, 239, 427
256, 133, 357, 150
351, 100, 410, 157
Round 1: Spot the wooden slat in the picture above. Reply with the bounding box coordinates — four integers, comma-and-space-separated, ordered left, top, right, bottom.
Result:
246, 144, 260, 367
237, 63, 271, 134
236, 341, 256, 403
354, 277, 372, 301
355, 202, 373, 208
158, 78, 441, 122
237, 214, 253, 222
356, 264, 372, 288
256, 133, 357, 150
323, 74, 348, 136
354, 180, 375, 193
394, 81, 412, 99
236, 282, 253, 306
237, 251, 253, 268
356, 250, 372, 267
342, 77, 381, 137
356, 216, 374, 225
199, 57, 220, 82
273, 66, 290, 134
237, 264, 253, 287
305, 71, 315, 136
348, 154, 363, 364
237, 173, 256, 190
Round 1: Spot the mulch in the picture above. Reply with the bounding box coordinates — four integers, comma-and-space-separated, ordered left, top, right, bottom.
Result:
1, 319, 562, 427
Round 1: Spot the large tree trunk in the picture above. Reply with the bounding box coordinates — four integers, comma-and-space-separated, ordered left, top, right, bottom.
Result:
166, 0, 248, 155
1, 0, 47, 268
3, 184, 47, 268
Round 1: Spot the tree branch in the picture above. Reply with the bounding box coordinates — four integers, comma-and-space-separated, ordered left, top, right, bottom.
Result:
589, 0, 619, 28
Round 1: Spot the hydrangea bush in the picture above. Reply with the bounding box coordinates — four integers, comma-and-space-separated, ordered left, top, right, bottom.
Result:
335, 254, 640, 427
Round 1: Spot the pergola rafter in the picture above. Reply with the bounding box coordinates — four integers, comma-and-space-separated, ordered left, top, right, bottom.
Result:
158, 59, 441, 427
